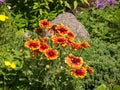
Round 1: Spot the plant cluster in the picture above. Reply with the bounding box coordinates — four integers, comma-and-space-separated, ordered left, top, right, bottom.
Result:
77, 39, 120, 90
77, 1, 120, 43
22, 19, 94, 89
5, 0, 89, 30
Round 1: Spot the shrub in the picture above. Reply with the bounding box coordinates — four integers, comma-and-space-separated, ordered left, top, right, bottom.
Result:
77, 1, 120, 43
75, 39, 120, 90
6, 0, 89, 30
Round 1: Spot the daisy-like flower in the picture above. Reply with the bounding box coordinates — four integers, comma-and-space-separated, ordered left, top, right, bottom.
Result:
10, 62, 16, 69
79, 42, 90, 49
67, 39, 74, 47
39, 19, 51, 28
71, 42, 80, 50
66, 31, 75, 40
4, 61, 11, 66
65, 54, 83, 68
35, 28, 43, 34
39, 43, 49, 52
39, 37, 47, 43
45, 48, 58, 60
55, 24, 69, 35
48, 25, 57, 34
25, 39, 40, 50
52, 35, 67, 47
0, 14, 8, 21
86, 66, 94, 74
4, 61, 16, 69
71, 68, 87, 78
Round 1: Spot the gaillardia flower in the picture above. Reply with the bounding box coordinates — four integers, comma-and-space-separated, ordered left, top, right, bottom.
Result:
40, 37, 47, 43
71, 68, 87, 78
25, 39, 40, 50
39, 43, 49, 52
45, 48, 58, 60
39, 19, 51, 28
67, 31, 75, 40
86, 66, 94, 74
0, 14, 8, 21
52, 35, 67, 47
35, 28, 43, 34
55, 24, 69, 35
71, 42, 80, 50
65, 54, 83, 68
79, 42, 90, 49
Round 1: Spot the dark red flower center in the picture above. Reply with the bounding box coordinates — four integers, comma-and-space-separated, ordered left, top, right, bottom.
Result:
48, 50, 55, 56
40, 44, 48, 49
42, 21, 49, 25
71, 57, 80, 64
30, 42, 39, 47
58, 38, 65, 42
75, 69, 84, 75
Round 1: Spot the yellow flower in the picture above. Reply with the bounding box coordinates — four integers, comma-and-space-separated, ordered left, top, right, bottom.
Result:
4, 61, 11, 66
0, 15, 8, 21
4, 61, 16, 69
10, 62, 16, 69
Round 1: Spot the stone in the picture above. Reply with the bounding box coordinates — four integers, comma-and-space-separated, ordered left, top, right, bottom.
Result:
51, 12, 90, 41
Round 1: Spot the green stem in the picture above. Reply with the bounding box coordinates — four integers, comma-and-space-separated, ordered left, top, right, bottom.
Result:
79, 49, 84, 56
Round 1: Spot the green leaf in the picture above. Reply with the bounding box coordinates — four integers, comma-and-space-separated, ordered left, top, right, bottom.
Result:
73, 0, 78, 10
64, 1, 71, 9
83, 0, 89, 4
15, 29, 24, 38
95, 84, 106, 90
48, 0, 53, 2
113, 85, 120, 90
33, 2, 39, 9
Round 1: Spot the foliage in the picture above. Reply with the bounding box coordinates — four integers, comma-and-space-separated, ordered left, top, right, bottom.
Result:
6, 0, 89, 30
94, 84, 106, 90
95, 84, 120, 90
0, 2, 24, 90
77, 2, 120, 43
75, 39, 120, 90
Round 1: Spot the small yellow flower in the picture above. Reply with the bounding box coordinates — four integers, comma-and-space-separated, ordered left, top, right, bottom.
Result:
0, 15, 8, 21
10, 63, 16, 69
4, 61, 16, 69
4, 61, 11, 66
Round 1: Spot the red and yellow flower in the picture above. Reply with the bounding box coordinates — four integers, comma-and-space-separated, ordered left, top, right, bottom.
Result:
39, 19, 52, 28
55, 24, 69, 35
71, 68, 87, 78
35, 28, 43, 34
52, 35, 67, 47
44, 48, 58, 60
86, 66, 94, 74
39, 43, 49, 52
79, 42, 90, 49
67, 31, 75, 40
65, 54, 83, 68
39, 37, 47, 43
71, 42, 80, 50
25, 39, 40, 50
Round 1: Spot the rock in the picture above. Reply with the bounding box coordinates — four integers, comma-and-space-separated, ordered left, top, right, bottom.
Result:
52, 12, 90, 41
